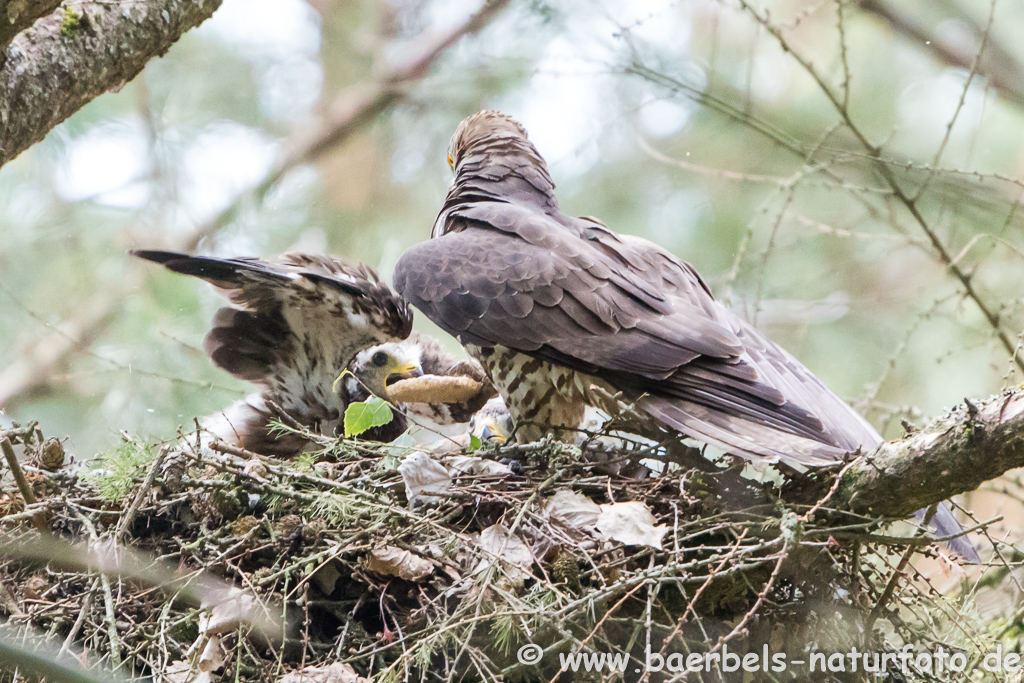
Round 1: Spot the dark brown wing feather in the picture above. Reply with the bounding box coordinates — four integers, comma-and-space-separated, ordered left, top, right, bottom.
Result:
393, 204, 880, 464
133, 250, 413, 387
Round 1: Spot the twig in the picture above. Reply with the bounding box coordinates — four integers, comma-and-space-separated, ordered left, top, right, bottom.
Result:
737, 0, 1024, 373
865, 505, 936, 632
857, 0, 1024, 112
1, 436, 38, 506
58, 579, 98, 657
1, 436, 48, 532
181, 0, 511, 251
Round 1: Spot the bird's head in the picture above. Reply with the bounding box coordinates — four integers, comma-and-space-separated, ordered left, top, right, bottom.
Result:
348, 342, 423, 398
433, 110, 558, 238
447, 110, 539, 175
469, 396, 514, 443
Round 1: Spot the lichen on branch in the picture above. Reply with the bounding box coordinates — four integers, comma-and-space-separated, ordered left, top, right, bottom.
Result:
0, 0, 224, 168
834, 387, 1024, 519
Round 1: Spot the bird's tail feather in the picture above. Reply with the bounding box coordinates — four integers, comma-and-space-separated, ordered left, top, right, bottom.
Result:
917, 503, 980, 564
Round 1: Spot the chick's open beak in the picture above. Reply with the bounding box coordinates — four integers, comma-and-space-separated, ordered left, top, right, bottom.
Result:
386, 362, 422, 386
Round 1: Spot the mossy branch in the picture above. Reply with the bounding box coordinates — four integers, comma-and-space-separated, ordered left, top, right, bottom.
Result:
833, 388, 1024, 518
0, 0, 224, 168
0, 0, 62, 52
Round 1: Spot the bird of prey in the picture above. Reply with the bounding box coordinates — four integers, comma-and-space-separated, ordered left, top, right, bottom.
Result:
469, 397, 514, 443
392, 110, 976, 559
134, 250, 491, 456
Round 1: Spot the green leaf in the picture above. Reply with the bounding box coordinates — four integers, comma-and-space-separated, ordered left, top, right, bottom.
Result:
344, 396, 394, 437
469, 434, 482, 450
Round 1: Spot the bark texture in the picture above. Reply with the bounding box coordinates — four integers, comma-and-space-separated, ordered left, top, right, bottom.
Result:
0, 0, 223, 168
834, 387, 1024, 518
0, 0, 61, 51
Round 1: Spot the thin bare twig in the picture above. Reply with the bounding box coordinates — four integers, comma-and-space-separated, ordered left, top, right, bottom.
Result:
736, 0, 1024, 373
858, 0, 1024, 112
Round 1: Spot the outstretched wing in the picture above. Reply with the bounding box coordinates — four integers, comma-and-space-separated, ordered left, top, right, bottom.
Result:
393, 204, 879, 464
133, 250, 413, 389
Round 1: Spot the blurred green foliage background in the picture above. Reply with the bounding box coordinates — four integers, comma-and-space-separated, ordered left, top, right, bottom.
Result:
2, 0, 1023, 466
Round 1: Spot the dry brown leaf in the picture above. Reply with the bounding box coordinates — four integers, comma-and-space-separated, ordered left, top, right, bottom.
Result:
311, 559, 342, 595
364, 545, 434, 582
199, 587, 262, 635
444, 455, 513, 476
279, 662, 370, 683
474, 524, 534, 582
197, 635, 226, 673
543, 490, 602, 531
166, 660, 209, 683
399, 452, 452, 502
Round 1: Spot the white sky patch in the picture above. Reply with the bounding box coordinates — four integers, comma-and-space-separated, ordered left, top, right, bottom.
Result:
201, 0, 323, 123
180, 122, 278, 219
200, 0, 321, 58
748, 50, 792, 102
513, 38, 607, 178
421, 0, 484, 31
391, 144, 427, 185
646, 186, 705, 245
53, 119, 151, 207
495, 0, 702, 177
610, 0, 692, 49
898, 69, 987, 142
640, 97, 693, 138
260, 59, 324, 123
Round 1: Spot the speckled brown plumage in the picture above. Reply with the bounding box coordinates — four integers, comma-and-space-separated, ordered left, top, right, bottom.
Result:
134, 250, 414, 455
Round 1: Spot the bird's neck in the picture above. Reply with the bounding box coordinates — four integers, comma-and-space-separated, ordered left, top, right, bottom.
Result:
450, 147, 560, 212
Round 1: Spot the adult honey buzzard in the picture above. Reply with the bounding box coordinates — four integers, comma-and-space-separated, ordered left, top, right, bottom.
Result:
392, 111, 976, 560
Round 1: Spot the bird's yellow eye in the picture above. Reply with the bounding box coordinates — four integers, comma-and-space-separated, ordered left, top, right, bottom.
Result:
447, 153, 454, 168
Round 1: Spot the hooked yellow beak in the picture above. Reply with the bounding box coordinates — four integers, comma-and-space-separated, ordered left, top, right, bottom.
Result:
386, 361, 422, 387
478, 417, 507, 443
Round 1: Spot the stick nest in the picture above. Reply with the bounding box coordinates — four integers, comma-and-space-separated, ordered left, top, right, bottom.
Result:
0, 420, 1009, 683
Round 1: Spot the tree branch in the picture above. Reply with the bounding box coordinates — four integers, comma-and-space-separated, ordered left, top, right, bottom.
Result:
182, 0, 512, 250
858, 0, 1024, 113
737, 0, 1024, 374
0, 0, 224, 168
834, 388, 1024, 519
0, 0, 61, 52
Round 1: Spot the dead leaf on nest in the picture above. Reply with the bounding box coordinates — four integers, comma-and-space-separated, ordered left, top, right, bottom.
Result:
364, 546, 434, 582
198, 636, 226, 672
543, 490, 602, 532
280, 662, 370, 683
399, 452, 452, 503
596, 502, 667, 550
474, 525, 534, 581
311, 558, 342, 594
444, 455, 512, 477
199, 587, 263, 635
166, 659, 211, 683
386, 374, 483, 404
168, 635, 224, 683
